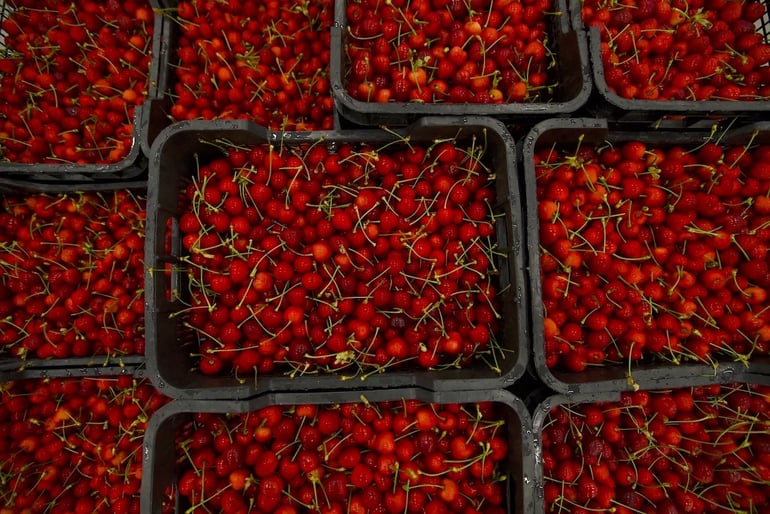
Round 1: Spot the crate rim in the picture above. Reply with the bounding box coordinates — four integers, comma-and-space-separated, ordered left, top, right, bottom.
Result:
141, 387, 535, 514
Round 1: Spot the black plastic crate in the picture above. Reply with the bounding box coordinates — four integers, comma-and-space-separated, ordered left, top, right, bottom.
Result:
0, 1, 152, 181
139, 0, 338, 157
0, 113, 147, 182
523, 117, 770, 394
569, 0, 770, 124
330, 0, 591, 127
0, 180, 148, 373
141, 388, 534, 514
145, 117, 528, 400
531, 380, 770, 514
0, 366, 169, 512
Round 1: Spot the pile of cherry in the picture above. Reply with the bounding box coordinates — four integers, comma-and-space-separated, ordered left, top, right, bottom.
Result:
0, 190, 146, 360
535, 136, 770, 372
581, 0, 770, 101
166, 0, 335, 131
166, 400, 509, 514
541, 383, 770, 513
344, 0, 557, 104
176, 136, 503, 379
0, 376, 168, 514
0, 0, 154, 164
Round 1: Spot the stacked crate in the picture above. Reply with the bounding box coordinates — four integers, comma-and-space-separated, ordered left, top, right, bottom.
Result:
0, 2, 165, 511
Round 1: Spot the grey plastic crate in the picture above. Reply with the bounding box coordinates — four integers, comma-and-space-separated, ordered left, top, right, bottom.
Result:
0, 365, 164, 514
145, 117, 528, 399
138, 5, 174, 157
0, 2, 150, 181
523, 117, 770, 394
141, 388, 534, 514
0, 355, 146, 380
569, 0, 770, 124
330, 0, 591, 127
531, 380, 770, 514
0, 358, 144, 383
138, 0, 338, 156
0, 180, 148, 373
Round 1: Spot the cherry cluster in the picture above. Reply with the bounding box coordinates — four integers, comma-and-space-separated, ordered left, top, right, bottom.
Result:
167, 0, 335, 131
582, 0, 770, 100
175, 136, 505, 380
345, 0, 557, 104
167, 400, 510, 514
0, 376, 168, 514
0, 191, 147, 360
0, 0, 154, 164
535, 136, 770, 372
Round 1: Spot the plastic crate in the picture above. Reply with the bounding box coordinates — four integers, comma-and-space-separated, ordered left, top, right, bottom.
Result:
531, 380, 770, 514
139, 0, 338, 157
141, 388, 534, 514
0, 355, 145, 378
0, 366, 169, 512
0, 1, 151, 181
0, 180, 148, 373
569, 0, 770, 124
145, 117, 528, 400
523, 117, 770, 394
330, 0, 591, 127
